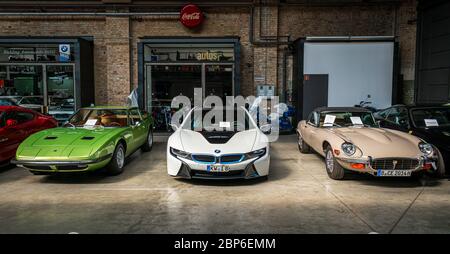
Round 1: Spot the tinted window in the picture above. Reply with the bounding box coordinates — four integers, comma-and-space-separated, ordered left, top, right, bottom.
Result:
386, 107, 409, 128
19, 97, 43, 105
411, 107, 450, 128
0, 98, 17, 106
375, 108, 391, 119
15, 111, 34, 123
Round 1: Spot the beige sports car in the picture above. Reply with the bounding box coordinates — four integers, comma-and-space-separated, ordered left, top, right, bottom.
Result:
296, 107, 440, 180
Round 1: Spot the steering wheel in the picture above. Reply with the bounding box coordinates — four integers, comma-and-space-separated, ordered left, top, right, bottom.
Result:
108, 122, 121, 127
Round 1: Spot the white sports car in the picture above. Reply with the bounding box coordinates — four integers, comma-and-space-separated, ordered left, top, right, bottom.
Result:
167, 107, 270, 179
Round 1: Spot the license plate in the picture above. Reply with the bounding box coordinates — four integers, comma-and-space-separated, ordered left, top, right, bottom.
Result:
377, 170, 412, 177
207, 165, 230, 172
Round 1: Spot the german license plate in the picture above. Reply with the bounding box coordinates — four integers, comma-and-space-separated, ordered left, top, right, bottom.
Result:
377, 170, 412, 177
207, 165, 230, 172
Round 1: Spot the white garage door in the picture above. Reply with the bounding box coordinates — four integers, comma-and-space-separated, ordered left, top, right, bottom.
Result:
304, 41, 394, 109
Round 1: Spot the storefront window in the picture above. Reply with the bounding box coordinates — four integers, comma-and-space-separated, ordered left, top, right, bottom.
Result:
0, 65, 44, 112
144, 43, 236, 132
205, 64, 233, 100
47, 65, 75, 125
149, 65, 202, 131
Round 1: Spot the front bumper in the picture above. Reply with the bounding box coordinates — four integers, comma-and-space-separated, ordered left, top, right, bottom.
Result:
167, 151, 270, 180
336, 155, 437, 176
11, 154, 112, 173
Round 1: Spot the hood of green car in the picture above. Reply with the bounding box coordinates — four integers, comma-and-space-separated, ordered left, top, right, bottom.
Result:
17, 127, 123, 159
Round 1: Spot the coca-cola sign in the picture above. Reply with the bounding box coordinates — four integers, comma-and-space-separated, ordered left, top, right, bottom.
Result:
180, 4, 204, 28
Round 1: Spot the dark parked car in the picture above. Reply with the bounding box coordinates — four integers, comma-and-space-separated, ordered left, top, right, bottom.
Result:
374, 104, 450, 177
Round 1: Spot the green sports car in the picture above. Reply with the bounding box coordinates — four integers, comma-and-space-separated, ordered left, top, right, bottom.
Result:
12, 106, 154, 175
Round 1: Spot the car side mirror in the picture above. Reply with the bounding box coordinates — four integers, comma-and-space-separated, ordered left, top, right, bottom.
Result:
260, 124, 272, 134
6, 119, 18, 127
169, 123, 179, 131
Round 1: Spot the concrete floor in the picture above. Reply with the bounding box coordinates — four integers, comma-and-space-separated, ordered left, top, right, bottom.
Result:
0, 134, 449, 234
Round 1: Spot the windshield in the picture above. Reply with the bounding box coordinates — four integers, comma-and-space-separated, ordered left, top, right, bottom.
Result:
0, 98, 16, 106
185, 108, 255, 132
411, 107, 450, 128
19, 97, 43, 105
319, 111, 377, 127
66, 108, 129, 128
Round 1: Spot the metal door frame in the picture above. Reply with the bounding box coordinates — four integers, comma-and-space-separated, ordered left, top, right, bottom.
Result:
144, 62, 235, 110
0, 62, 76, 113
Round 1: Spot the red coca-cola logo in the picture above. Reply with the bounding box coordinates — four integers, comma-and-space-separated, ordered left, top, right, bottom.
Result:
180, 4, 204, 28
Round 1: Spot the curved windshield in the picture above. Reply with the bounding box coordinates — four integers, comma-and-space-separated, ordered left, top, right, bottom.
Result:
411, 107, 450, 128
19, 97, 43, 105
185, 108, 255, 132
0, 98, 16, 106
319, 111, 377, 127
66, 108, 129, 128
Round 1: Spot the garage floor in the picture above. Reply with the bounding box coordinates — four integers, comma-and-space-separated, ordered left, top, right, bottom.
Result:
0, 135, 449, 234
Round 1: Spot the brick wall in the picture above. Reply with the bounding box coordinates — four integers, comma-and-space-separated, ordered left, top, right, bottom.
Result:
0, 0, 418, 106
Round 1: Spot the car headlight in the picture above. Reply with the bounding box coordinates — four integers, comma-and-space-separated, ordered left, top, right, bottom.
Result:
341, 142, 356, 156
244, 148, 267, 160
170, 147, 191, 159
418, 142, 433, 155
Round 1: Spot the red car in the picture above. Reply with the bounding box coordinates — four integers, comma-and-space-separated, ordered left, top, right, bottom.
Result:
0, 106, 57, 166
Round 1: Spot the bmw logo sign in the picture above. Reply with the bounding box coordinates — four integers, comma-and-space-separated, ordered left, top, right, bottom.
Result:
61, 45, 68, 52
214, 149, 221, 154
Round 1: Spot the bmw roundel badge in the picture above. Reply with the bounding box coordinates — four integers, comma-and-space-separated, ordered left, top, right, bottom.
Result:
214, 149, 221, 154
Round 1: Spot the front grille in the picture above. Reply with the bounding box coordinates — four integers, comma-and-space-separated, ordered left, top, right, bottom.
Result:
220, 154, 244, 163
191, 170, 245, 178
370, 158, 419, 170
191, 154, 216, 163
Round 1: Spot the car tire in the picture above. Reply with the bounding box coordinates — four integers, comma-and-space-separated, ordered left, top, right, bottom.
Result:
325, 146, 345, 180
141, 129, 154, 152
298, 134, 311, 154
434, 146, 446, 178
105, 142, 126, 176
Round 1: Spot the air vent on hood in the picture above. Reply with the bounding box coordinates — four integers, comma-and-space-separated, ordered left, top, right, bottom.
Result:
44, 136, 57, 140
81, 136, 95, 140
200, 131, 236, 144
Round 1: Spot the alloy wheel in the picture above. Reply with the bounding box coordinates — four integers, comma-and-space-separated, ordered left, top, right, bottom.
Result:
326, 150, 334, 173
116, 147, 125, 169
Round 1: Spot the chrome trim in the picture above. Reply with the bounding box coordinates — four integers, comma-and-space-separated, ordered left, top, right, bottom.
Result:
11, 154, 112, 166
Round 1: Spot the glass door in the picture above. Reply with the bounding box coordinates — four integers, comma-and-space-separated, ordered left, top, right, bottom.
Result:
46, 64, 75, 125
146, 64, 202, 131
205, 64, 233, 101
0, 64, 44, 112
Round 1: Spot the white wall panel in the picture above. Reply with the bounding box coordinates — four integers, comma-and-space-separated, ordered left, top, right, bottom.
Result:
304, 42, 394, 109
